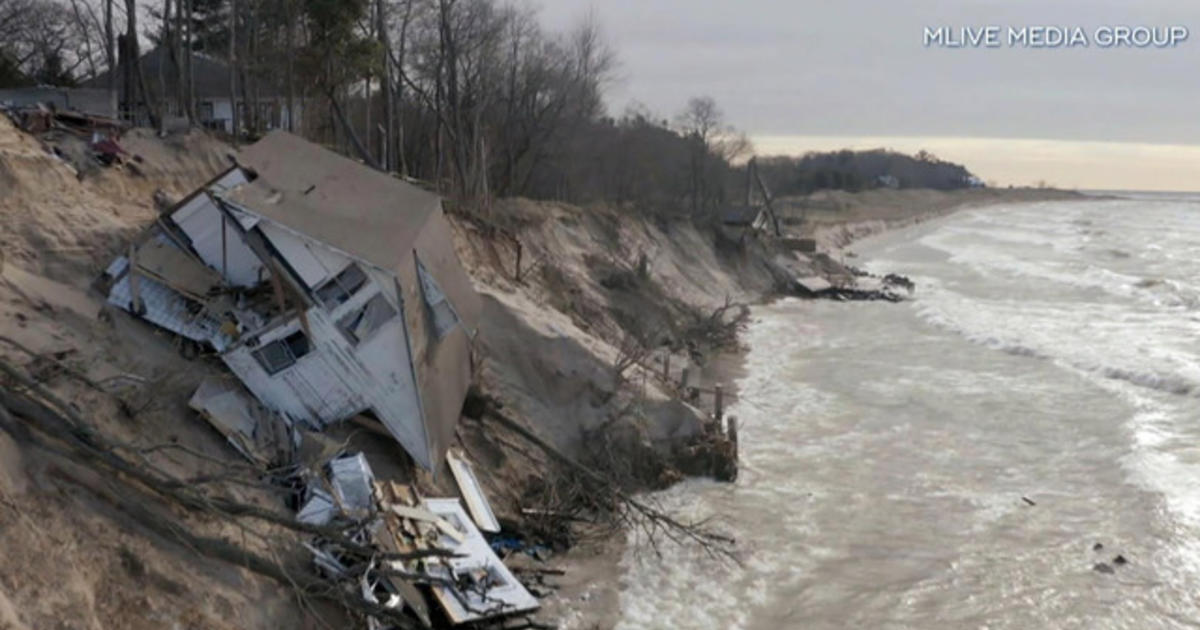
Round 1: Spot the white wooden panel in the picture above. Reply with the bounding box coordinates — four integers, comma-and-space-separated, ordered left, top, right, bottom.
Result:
107, 268, 228, 348
170, 192, 264, 287
358, 315, 427, 467
208, 168, 248, 194
221, 347, 315, 425
284, 353, 365, 421
220, 299, 429, 467
259, 222, 350, 288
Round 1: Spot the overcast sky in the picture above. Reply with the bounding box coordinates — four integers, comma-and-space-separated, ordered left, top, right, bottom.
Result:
538, 0, 1200, 190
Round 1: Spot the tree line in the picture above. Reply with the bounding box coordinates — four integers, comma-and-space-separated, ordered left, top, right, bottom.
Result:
755, 148, 980, 196
0, 0, 976, 219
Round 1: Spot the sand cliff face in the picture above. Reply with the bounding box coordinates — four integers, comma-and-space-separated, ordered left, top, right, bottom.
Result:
0, 115, 1083, 628
0, 118, 776, 629
0, 117, 326, 630
444, 199, 786, 510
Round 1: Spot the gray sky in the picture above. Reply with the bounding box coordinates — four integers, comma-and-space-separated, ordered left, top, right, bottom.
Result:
539, 0, 1200, 190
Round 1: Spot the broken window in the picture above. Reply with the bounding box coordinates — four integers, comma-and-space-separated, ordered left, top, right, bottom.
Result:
252, 330, 311, 374
315, 264, 367, 310
338, 293, 397, 344
416, 258, 459, 338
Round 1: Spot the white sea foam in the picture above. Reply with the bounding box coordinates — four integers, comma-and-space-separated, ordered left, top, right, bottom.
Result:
617, 198, 1200, 628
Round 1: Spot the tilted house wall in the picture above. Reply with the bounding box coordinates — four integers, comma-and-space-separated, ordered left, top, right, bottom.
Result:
104, 132, 479, 471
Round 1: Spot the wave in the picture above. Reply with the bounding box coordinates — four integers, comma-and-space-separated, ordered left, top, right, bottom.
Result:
913, 295, 1200, 398
915, 215, 1200, 310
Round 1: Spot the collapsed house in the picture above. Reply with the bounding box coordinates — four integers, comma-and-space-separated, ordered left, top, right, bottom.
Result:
100, 131, 481, 471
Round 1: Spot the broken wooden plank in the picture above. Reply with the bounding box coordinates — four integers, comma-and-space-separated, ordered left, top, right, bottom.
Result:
390, 504, 441, 523
422, 498, 539, 624
134, 237, 224, 301
447, 450, 500, 533
390, 504, 467, 545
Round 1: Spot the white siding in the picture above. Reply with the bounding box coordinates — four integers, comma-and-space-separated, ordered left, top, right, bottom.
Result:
210, 98, 234, 133
259, 222, 351, 288
358, 312, 426, 465
222, 347, 316, 423
107, 255, 233, 350
220, 275, 429, 466
171, 187, 264, 287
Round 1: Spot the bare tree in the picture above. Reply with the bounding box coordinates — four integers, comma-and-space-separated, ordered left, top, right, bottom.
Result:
676, 96, 751, 217
228, 0, 238, 144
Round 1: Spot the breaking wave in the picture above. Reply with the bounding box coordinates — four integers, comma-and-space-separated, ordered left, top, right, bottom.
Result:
913, 293, 1200, 399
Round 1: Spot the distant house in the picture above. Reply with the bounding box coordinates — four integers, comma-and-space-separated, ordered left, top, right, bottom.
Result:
81, 46, 301, 133
875, 174, 900, 189
100, 132, 481, 471
0, 86, 117, 118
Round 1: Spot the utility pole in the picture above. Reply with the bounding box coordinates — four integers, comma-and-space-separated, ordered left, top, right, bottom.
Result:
228, 0, 239, 145
105, 0, 115, 117
377, 0, 394, 171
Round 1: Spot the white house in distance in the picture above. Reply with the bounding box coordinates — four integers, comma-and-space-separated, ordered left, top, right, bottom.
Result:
82, 46, 302, 133
101, 131, 480, 471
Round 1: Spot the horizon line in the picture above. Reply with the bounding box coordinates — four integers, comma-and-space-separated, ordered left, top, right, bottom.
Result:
749, 134, 1200, 192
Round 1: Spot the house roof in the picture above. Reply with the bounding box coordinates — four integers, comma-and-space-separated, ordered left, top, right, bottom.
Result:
227, 131, 443, 272
82, 46, 265, 101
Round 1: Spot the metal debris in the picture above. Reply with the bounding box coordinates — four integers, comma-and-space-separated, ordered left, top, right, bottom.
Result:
328, 453, 377, 517
294, 452, 541, 628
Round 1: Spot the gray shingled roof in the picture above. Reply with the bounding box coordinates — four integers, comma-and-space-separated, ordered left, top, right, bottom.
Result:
82, 46, 277, 101
227, 131, 443, 272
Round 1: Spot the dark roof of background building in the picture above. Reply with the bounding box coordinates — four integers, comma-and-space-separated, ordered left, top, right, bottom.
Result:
82, 46, 279, 101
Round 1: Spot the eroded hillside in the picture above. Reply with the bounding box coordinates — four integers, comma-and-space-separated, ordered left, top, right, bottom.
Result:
0, 117, 782, 628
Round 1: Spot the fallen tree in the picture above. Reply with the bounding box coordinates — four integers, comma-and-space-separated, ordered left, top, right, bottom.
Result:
0, 356, 444, 629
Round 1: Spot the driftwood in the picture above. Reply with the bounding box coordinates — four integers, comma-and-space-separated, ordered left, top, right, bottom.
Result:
482, 398, 735, 560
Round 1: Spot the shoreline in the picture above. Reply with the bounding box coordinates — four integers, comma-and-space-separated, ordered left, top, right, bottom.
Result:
541, 187, 1091, 629
0, 122, 1101, 630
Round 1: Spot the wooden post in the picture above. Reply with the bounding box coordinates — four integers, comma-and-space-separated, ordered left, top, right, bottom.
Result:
220, 213, 228, 280
680, 366, 690, 390
127, 244, 143, 314
662, 352, 671, 382
378, 124, 388, 171
714, 384, 724, 421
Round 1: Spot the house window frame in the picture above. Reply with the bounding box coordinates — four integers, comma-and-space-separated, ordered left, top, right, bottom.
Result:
315, 263, 368, 310
337, 292, 398, 346
415, 256, 460, 339
251, 329, 311, 375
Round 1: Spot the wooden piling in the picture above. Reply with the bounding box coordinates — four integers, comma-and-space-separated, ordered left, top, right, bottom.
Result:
680, 366, 690, 391
714, 384, 724, 420
663, 353, 671, 382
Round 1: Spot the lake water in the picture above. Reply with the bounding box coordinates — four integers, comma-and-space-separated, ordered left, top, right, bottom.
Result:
616, 196, 1200, 629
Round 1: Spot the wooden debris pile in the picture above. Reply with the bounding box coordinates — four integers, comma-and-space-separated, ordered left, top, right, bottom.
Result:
295, 452, 540, 629
1, 102, 132, 170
